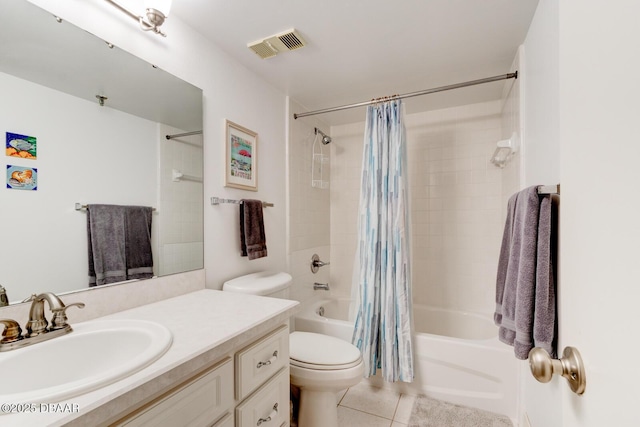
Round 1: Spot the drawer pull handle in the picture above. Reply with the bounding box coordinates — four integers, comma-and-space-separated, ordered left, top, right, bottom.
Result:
257, 350, 278, 369
257, 403, 278, 426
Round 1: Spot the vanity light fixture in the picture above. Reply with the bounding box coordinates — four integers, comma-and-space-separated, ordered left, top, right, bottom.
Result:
104, 0, 172, 37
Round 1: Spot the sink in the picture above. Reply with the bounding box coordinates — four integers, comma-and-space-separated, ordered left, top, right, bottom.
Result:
0, 319, 172, 405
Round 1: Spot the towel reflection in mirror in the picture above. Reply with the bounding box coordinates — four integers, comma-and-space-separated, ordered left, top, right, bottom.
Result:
87, 204, 154, 286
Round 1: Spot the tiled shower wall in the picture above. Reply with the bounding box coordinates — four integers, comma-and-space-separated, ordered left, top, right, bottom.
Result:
501, 49, 523, 216
158, 123, 204, 276
330, 100, 510, 315
287, 98, 331, 305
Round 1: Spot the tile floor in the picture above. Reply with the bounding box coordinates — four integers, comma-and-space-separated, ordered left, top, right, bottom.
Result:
336, 382, 419, 427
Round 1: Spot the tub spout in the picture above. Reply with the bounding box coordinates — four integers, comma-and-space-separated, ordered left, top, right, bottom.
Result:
313, 283, 330, 291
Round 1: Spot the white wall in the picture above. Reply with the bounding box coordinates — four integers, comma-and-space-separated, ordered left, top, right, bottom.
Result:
330, 101, 507, 316
0, 71, 158, 302
26, 0, 289, 290
287, 98, 331, 305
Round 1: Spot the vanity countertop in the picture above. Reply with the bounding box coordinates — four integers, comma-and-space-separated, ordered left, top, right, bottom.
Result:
2, 289, 299, 426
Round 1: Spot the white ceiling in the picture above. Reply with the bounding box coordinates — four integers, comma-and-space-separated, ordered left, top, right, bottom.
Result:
171, 0, 540, 126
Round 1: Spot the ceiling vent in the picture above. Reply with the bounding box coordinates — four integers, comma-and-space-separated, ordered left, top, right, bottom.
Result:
247, 29, 306, 59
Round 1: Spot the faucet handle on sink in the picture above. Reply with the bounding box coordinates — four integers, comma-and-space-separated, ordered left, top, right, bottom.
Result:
0, 319, 24, 344
50, 302, 85, 331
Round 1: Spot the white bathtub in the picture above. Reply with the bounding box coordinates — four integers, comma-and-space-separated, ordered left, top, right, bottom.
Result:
294, 298, 518, 420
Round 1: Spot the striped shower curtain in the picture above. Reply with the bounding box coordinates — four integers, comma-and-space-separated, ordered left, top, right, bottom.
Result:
352, 99, 413, 382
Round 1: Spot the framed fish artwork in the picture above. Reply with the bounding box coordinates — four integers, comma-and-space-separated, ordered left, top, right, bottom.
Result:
6, 165, 37, 190
5, 132, 37, 160
224, 120, 258, 191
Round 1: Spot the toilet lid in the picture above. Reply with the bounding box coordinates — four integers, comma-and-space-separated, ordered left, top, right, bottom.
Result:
290, 332, 362, 369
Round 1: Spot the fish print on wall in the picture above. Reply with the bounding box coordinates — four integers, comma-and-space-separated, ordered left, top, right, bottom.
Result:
6, 132, 37, 160
6, 165, 37, 190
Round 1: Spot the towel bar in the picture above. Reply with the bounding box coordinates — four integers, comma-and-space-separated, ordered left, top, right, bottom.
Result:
210, 197, 274, 208
75, 203, 156, 211
537, 184, 559, 195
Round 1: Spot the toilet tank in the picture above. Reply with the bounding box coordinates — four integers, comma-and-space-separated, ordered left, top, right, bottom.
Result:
222, 271, 292, 299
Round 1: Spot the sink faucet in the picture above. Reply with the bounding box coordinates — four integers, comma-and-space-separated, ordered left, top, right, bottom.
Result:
26, 292, 85, 337
0, 292, 84, 352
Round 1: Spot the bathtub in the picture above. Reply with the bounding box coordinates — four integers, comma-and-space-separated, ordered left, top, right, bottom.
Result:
294, 298, 518, 420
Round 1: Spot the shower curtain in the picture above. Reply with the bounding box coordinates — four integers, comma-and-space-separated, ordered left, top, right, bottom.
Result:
351, 99, 413, 382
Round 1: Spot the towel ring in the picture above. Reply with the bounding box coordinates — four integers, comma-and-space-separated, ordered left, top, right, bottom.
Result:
529, 346, 586, 395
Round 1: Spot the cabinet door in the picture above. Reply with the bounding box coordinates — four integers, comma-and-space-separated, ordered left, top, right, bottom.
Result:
236, 368, 290, 427
235, 325, 289, 400
211, 413, 233, 427
118, 358, 233, 427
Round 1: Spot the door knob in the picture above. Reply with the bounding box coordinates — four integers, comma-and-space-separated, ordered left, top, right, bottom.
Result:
529, 346, 586, 395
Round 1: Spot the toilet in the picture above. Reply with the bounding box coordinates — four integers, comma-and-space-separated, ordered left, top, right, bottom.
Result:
223, 271, 364, 427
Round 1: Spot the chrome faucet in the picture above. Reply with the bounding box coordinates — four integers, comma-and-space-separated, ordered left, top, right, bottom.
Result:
0, 292, 84, 352
313, 282, 330, 291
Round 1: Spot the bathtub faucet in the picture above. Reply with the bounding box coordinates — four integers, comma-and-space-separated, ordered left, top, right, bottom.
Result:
313, 282, 330, 291
310, 254, 330, 273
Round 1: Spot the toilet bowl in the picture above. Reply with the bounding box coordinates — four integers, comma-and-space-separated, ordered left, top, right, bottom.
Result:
290, 331, 364, 427
223, 272, 364, 427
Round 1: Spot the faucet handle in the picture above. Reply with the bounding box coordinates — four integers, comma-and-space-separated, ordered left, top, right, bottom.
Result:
310, 254, 330, 273
50, 302, 85, 331
0, 319, 24, 343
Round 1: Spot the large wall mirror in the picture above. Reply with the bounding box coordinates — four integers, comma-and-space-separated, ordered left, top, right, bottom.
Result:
0, 1, 204, 304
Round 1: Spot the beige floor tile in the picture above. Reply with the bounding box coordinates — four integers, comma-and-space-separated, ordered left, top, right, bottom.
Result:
338, 406, 393, 427
340, 382, 401, 420
391, 422, 408, 427
393, 393, 417, 424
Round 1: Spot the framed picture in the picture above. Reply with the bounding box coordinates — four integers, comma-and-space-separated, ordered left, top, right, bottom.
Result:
225, 120, 258, 191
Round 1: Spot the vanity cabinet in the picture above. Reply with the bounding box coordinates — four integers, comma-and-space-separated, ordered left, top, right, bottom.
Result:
116, 358, 234, 427
235, 368, 290, 427
235, 325, 290, 427
235, 325, 289, 400
113, 324, 290, 427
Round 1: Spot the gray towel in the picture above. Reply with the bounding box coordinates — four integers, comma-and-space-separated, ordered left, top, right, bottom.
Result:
87, 204, 153, 286
239, 199, 267, 260
124, 206, 154, 280
494, 186, 556, 359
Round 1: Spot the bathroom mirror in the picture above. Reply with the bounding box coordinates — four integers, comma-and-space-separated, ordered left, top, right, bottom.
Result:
0, 1, 204, 304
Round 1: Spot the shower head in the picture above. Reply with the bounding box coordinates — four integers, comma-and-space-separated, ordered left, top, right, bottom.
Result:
315, 127, 332, 144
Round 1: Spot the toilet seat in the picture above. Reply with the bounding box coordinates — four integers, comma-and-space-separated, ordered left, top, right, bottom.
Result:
289, 331, 362, 370
290, 357, 362, 370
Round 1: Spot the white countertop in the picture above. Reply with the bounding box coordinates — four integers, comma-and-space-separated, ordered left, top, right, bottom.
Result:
2, 289, 299, 426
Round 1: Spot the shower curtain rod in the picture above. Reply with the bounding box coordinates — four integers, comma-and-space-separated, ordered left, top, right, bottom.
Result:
293, 72, 518, 120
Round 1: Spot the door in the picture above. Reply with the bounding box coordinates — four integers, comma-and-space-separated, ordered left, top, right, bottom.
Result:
558, 1, 640, 425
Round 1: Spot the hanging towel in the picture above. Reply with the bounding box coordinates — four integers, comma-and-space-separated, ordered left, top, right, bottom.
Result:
494, 186, 557, 359
239, 199, 267, 260
124, 206, 154, 280
87, 204, 154, 286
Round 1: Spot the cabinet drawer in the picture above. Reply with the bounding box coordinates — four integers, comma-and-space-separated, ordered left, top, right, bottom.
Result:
235, 368, 290, 427
118, 358, 233, 427
235, 325, 289, 400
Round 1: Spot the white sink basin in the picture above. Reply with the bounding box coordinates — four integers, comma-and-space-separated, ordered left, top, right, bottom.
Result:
0, 319, 172, 405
